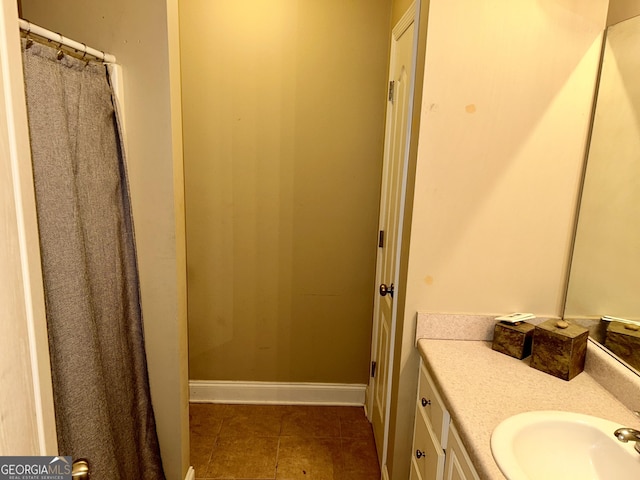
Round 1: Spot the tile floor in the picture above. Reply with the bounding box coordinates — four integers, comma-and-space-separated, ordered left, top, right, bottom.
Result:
190, 403, 381, 480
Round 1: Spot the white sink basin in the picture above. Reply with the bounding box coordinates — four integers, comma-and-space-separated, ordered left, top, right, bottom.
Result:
491, 410, 640, 479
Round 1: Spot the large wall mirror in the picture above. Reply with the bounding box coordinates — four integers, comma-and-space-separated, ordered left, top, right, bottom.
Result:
564, 13, 640, 373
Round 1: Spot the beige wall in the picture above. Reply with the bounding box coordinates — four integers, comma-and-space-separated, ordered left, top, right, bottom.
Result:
565, 14, 640, 321
20, 1, 190, 478
181, 0, 392, 384
386, 1, 609, 478
607, 0, 640, 26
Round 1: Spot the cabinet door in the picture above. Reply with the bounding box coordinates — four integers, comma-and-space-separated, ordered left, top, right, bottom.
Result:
444, 423, 480, 480
410, 457, 423, 480
413, 407, 446, 480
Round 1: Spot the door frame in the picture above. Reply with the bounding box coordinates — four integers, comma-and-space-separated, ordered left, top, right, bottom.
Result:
0, 0, 58, 455
366, 0, 420, 473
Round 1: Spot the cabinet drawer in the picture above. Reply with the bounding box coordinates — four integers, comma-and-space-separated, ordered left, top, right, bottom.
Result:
412, 407, 446, 480
418, 361, 451, 448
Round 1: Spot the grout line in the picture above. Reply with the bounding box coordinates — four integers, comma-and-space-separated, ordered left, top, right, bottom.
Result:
278, 408, 285, 437
199, 435, 217, 480
274, 436, 281, 480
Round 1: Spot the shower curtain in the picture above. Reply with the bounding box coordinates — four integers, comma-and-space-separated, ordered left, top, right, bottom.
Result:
21, 40, 165, 480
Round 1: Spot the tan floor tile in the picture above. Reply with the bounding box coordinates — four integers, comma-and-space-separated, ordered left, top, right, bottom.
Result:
276, 436, 342, 480
219, 405, 290, 437
190, 403, 227, 439
190, 432, 215, 478
189, 405, 380, 480
190, 403, 229, 422
335, 406, 364, 419
281, 406, 340, 437
341, 436, 381, 480
207, 435, 279, 479
337, 407, 373, 439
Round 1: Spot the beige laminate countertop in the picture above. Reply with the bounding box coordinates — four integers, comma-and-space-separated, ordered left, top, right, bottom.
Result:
417, 339, 640, 480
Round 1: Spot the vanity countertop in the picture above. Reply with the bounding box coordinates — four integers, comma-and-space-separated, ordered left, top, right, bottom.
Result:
418, 339, 640, 480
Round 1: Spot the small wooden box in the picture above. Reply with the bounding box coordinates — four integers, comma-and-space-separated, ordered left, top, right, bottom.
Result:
604, 321, 640, 371
492, 321, 535, 359
531, 319, 588, 381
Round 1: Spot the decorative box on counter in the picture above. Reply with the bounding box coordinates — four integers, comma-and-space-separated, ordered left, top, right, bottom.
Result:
604, 321, 640, 371
530, 319, 588, 381
492, 321, 535, 359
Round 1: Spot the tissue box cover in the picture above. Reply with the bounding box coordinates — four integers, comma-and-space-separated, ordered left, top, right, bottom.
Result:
531, 319, 588, 381
492, 321, 535, 359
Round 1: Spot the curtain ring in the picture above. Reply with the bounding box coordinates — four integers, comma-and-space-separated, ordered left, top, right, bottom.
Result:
81, 44, 91, 66
56, 33, 64, 60
24, 21, 33, 49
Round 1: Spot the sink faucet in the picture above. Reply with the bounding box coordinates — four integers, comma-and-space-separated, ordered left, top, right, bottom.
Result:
614, 428, 640, 453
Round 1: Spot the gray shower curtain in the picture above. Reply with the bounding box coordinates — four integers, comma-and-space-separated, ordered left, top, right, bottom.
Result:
21, 40, 165, 480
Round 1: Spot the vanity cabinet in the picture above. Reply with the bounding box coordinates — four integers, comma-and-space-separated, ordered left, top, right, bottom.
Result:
411, 361, 480, 480
443, 423, 480, 480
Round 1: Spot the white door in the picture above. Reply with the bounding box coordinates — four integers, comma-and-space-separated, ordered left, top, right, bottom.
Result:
367, 3, 416, 467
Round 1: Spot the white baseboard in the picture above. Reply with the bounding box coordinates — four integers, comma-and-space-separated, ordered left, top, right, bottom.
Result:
184, 466, 195, 480
189, 380, 366, 405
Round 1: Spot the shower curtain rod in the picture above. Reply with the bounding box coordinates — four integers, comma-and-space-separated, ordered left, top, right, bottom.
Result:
19, 19, 116, 63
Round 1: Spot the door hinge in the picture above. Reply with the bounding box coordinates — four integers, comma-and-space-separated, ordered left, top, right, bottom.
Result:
378, 230, 385, 248
371, 361, 377, 378
388, 80, 395, 103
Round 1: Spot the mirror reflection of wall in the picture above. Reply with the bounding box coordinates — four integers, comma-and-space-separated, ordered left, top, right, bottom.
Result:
564, 14, 640, 369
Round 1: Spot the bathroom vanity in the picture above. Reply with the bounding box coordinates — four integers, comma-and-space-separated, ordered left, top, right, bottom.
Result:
411, 358, 479, 480
410, 332, 640, 479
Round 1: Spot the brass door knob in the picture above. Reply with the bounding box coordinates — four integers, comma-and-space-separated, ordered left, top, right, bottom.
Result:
72, 459, 90, 479
379, 283, 394, 298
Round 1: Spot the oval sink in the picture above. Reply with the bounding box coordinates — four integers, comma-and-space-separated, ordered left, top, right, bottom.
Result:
491, 410, 640, 479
